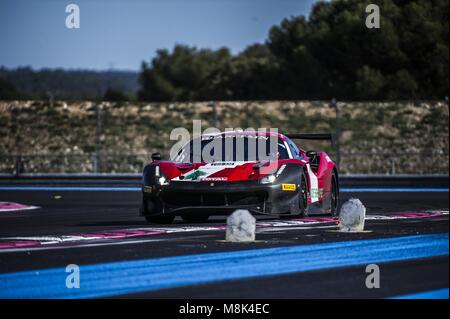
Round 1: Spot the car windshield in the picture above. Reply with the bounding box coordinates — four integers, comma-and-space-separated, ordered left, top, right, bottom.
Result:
174, 135, 290, 163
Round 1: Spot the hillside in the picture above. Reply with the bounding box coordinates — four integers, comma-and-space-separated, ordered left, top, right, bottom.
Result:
0, 67, 139, 100
0, 100, 448, 174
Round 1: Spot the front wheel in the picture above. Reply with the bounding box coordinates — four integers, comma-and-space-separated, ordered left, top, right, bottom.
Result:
330, 172, 339, 216
142, 197, 175, 224
298, 172, 309, 217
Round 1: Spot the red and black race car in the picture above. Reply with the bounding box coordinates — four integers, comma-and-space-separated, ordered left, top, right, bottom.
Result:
140, 131, 339, 223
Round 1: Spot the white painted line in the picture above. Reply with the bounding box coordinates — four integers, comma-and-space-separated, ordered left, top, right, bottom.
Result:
0, 211, 447, 253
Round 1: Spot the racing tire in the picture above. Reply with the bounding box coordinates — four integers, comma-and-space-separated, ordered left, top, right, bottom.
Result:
181, 215, 210, 223
330, 172, 339, 216
299, 171, 309, 217
142, 197, 175, 224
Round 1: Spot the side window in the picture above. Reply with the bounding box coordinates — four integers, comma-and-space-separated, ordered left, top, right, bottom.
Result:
286, 138, 302, 159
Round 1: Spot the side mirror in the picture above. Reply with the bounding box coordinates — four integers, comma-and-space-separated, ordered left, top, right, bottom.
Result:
151, 152, 162, 161
306, 150, 317, 159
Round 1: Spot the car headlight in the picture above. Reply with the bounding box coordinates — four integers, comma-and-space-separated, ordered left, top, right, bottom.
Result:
260, 174, 276, 184
158, 176, 169, 185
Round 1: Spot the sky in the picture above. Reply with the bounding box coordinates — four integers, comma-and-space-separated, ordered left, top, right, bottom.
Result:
0, 0, 317, 71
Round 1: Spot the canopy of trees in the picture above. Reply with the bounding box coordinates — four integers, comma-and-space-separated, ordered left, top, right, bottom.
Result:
1, 0, 447, 102
138, 0, 448, 101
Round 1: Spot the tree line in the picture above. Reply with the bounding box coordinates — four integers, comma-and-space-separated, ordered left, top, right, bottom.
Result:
138, 0, 448, 101
0, 67, 138, 101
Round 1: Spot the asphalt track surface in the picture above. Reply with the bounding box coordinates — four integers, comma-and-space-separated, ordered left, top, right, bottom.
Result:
0, 186, 448, 299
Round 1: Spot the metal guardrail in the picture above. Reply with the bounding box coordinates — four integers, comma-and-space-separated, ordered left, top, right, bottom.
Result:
0, 153, 154, 174
0, 173, 447, 189
0, 152, 448, 175
339, 175, 449, 188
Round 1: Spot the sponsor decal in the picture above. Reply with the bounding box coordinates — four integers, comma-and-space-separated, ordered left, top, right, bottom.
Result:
282, 184, 297, 191
184, 170, 207, 181
310, 188, 324, 199
173, 161, 248, 182
306, 164, 319, 202
210, 162, 235, 166
200, 177, 228, 182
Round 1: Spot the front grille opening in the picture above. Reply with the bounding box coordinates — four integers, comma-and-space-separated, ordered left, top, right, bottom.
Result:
203, 193, 226, 206
163, 191, 267, 207
227, 191, 267, 205
163, 192, 201, 206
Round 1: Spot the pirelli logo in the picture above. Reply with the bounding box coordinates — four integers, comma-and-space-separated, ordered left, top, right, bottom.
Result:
143, 186, 153, 193
310, 188, 324, 199
282, 184, 297, 191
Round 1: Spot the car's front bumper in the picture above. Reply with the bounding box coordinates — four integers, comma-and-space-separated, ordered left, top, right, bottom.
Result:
141, 180, 299, 216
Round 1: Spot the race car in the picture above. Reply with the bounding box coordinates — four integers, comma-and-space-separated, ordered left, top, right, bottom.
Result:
140, 131, 339, 223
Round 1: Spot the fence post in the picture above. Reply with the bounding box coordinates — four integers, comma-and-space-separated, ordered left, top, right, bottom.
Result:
95, 103, 101, 173
14, 155, 25, 177
330, 98, 341, 170
92, 154, 97, 174
391, 158, 396, 175
47, 91, 54, 108
211, 101, 218, 128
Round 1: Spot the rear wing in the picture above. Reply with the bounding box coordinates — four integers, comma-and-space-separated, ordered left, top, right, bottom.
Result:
286, 133, 336, 147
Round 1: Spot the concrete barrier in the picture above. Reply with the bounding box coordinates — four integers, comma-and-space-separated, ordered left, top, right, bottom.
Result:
226, 210, 256, 242
339, 198, 366, 232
